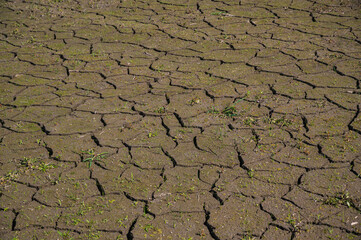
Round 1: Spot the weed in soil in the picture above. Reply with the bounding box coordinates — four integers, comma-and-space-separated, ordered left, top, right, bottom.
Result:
222, 106, 237, 117
81, 149, 108, 168
323, 191, 360, 211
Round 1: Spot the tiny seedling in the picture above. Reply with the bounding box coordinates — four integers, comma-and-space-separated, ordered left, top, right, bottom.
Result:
222, 106, 237, 117
155, 107, 165, 113
0, 170, 19, 186
144, 224, 154, 232
20, 157, 56, 172
285, 213, 300, 232
20, 157, 37, 168
207, 107, 220, 114
57, 230, 73, 240
241, 236, 256, 240
244, 117, 256, 126
189, 97, 201, 105
148, 131, 157, 138
211, 11, 227, 16
81, 149, 108, 168
273, 116, 292, 127
37, 162, 56, 172
155, 64, 164, 72
247, 169, 254, 178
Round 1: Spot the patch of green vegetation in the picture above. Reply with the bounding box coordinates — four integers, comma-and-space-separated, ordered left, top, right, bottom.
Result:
154, 107, 165, 113
285, 212, 300, 232
1, 157, 56, 189
154, 64, 164, 72
240, 236, 256, 240
15, 122, 41, 132
81, 149, 108, 168
38, 161, 57, 172
20, 157, 38, 168
148, 131, 158, 138
11, 28, 23, 38
207, 107, 220, 114
207, 105, 238, 117
222, 106, 237, 117
244, 117, 257, 126
323, 192, 359, 211
143, 223, 155, 232
189, 97, 201, 106
264, 116, 292, 127
57, 230, 73, 240
84, 231, 101, 240
0, 170, 19, 187
20, 157, 56, 172
247, 169, 254, 178
211, 11, 227, 16
117, 215, 128, 227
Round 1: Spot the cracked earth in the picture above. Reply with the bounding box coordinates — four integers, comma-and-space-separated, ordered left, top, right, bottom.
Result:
0, 0, 361, 239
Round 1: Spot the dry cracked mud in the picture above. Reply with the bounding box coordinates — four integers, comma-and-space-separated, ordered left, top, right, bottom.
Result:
0, 0, 361, 239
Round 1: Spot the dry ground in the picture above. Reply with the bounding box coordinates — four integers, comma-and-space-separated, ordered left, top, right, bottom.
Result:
0, 0, 361, 239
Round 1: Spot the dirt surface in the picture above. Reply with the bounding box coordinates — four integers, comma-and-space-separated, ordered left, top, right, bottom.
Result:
0, 0, 361, 239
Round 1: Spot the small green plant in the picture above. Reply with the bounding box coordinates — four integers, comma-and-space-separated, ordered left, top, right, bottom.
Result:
91, 51, 101, 57
37, 162, 56, 172
241, 236, 256, 240
329, 54, 342, 59
155, 107, 165, 113
264, 116, 292, 127
207, 107, 220, 114
189, 97, 201, 105
155, 64, 164, 72
274, 116, 292, 127
20, 157, 38, 168
247, 169, 254, 178
244, 117, 256, 126
148, 131, 158, 138
323, 192, 359, 210
20, 157, 56, 172
0, 170, 19, 187
81, 149, 108, 168
211, 11, 227, 16
144, 224, 154, 232
117, 215, 128, 227
286, 213, 300, 231
85, 231, 100, 240
222, 106, 237, 117
57, 230, 73, 240
286, 213, 296, 227
11, 28, 23, 38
